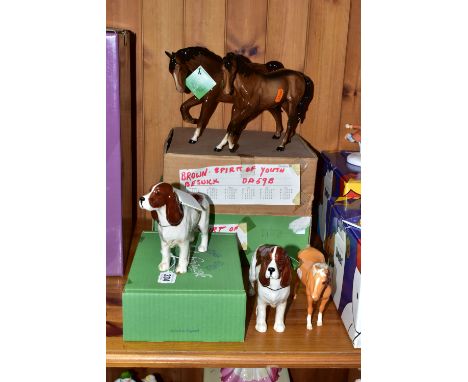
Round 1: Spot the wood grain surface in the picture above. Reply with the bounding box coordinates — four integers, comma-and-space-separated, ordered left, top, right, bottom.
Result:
142, 0, 184, 194
302, 0, 351, 152
106, 223, 361, 369
181, 0, 226, 130
338, 0, 361, 152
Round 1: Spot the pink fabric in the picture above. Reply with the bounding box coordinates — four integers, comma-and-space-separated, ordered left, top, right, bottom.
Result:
220, 368, 282, 382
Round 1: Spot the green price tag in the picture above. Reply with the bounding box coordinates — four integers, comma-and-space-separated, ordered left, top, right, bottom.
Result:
185, 65, 216, 99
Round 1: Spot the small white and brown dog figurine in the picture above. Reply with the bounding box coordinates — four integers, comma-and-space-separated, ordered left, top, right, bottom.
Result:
249, 245, 292, 333
295, 246, 332, 330
139, 182, 210, 274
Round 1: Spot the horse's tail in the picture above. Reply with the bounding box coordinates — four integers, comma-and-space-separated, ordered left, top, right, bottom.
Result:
297, 74, 314, 123
265, 60, 284, 72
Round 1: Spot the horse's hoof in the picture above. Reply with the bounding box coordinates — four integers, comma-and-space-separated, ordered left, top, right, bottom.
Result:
276, 146, 285, 151
214, 147, 222, 152
229, 144, 239, 153
188, 139, 197, 144
272, 134, 281, 140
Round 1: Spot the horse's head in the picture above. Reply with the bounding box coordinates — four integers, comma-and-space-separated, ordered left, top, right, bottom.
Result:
310, 263, 331, 302
222, 52, 238, 96
165, 50, 189, 93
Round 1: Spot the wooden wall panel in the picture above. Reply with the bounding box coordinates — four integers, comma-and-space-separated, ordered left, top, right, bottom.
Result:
261, 0, 311, 134
302, 0, 351, 152
181, 0, 226, 130
106, 0, 144, 219
142, 0, 184, 200
225, 0, 268, 131
338, 0, 361, 151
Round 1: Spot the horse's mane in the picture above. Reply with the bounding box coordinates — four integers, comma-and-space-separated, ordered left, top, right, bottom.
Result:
314, 263, 329, 271
223, 52, 254, 76
175, 46, 222, 63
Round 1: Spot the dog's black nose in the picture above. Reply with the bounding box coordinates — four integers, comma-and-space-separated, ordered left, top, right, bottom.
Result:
139, 197, 145, 203
268, 267, 275, 273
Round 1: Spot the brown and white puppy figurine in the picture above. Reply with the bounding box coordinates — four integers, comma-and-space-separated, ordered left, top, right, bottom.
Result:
139, 182, 210, 274
295, 246, 332, 330
249, 245, 292, 333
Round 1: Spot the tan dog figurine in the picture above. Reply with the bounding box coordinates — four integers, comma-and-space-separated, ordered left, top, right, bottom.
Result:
295, 246, 332, 330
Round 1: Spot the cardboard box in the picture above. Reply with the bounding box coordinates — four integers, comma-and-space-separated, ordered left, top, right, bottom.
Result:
318, 151, 361, 242
163, 127, 318, 216
151, 214, 311, 266
211, 214, 310, 267
106, 28, 134, 276
331, 222, 361, 348
322, 198, 361, 255
123, 232, 246, 342
323, 201, 361, 348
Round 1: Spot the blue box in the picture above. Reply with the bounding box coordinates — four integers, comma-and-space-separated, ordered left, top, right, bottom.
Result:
323, 202, 361, 348
318, 151, 361, 242
321, 198, 361, 255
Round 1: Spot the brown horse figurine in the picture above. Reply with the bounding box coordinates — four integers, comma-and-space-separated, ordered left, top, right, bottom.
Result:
165, 47, 285, 144
295, 246, 332, 330
217, 52, 314, 152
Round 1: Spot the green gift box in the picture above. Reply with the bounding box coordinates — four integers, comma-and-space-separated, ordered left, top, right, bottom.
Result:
211, 214, 310, 269
123, 232, 246, 342
153, 214, 310, 269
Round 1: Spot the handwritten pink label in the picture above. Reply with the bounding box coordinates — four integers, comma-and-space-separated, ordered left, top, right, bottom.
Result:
179, 164, 300, 205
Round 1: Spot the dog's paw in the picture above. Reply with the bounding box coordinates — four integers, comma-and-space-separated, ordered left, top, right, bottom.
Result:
175, 265, 188, 274
197, 244, 207, 252
317, 320, 323, 327
307, 323, 313, 330
274, 323, 285, 333
158, 261, 170, 272
255, 322, 267, 333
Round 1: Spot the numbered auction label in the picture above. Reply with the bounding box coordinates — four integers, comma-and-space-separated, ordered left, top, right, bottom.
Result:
179, 164, 300, 205
158, 271, 177, 284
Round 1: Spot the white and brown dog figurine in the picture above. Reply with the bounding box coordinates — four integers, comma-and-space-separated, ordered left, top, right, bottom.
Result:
139, 182, 210, 274
249, 245, 292, 333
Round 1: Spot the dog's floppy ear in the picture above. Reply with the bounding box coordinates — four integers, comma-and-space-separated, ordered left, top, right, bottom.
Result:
165, 187, 184, 226
151, 210, 159, 223
165, 51, 173, 58
278, 248, 292, 288
256, 245, 272, 287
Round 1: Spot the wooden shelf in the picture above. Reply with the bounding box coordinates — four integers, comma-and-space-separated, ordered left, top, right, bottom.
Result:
106, 222, 361, 368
